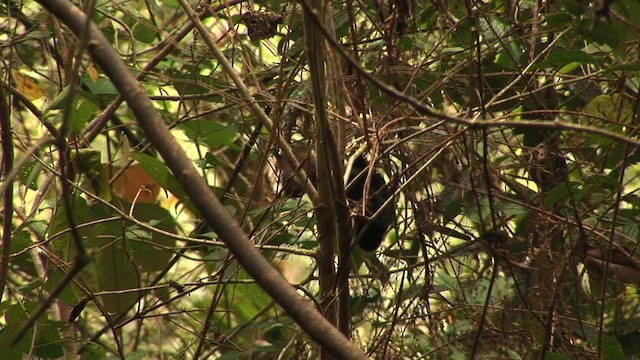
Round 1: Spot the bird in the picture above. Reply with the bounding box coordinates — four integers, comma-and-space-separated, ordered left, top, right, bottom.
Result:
276, 152, 394, 251
346, 156, 394, 251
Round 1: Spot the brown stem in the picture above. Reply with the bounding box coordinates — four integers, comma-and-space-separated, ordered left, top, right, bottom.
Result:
0, 75, 14, 303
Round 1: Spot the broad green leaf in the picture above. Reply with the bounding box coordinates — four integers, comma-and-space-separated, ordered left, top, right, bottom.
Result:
170, 67, 227, 97
71, 149, 111, 201
69, 93, 99, 134
581, 94, 633, 132
18, 160, 41, 191
128, 202, 177, 272
48, 196, 100, 257
534, 51, 596, 69
544, 352, 571, 360
131, 152, 188, 204
132, 21, 156, 44
217, 350, 244, 360
33, 320, 65, 359
44, 84, 72, 111
434, 225, 472, 242
94, 235, 140, 315
195, 152, 219, 169
178, 120, 238, 150
543, 183, 570, 207
0, 302, 38, 358
49, 196, 137, 315
602, 335, 625, 360
42, 271, 78, 306
617, 331, 640, 357
82, 75, 119, 96
545, 13, 574, 28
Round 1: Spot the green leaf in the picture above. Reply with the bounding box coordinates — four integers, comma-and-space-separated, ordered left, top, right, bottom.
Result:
133, 20, 156, 43
44, 85, 72, 111
434, 225, 472, 242
18, 160, 41, 191
104, 351, 148, 360
543, 183, 570, 207
170, 67, 227, 97
228, 282, 272, 323
544, 351, 571, 360
131, 152, 188, 204
83, 75, 119, 96
125, 351, 148, 360
94, 235, 140, 315
71, 149, 111, 201
178, 120, 238, 150
42, 271, 78, 306
606, 64, 640, 72
534, 51, 596, 69
128, 202, 177, 272
581, 94, 633, 132
263, 322, 294, 344
195, 152, 219, 169
216, 350, 244, 360
11, 230, 32, 254
69, 93, 99, 134
33, 320, 65, 359
590, 174, 621, 191
440, 192, 462, 225
0, 303, 34, 359
78, 343, 106, 360
602, 335, 625, 360
545, 13, 574, 28
617, 330, 640, 357
48, 196, 140, 315
48, 196, 99, 257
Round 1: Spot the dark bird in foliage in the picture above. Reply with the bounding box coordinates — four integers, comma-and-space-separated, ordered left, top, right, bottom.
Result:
595, 0, 615, 23
346, 156, 394, 251
276, 153, 394, 251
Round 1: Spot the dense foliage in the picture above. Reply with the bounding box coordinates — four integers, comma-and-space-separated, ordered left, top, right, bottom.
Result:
1, 0, 640, 359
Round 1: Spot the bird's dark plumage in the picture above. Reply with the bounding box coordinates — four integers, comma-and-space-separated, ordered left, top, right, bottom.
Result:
347, 156, 394, 251
277, 153, 394, 251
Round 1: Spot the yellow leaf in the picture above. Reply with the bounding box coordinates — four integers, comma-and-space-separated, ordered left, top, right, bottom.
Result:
111, 164, 160, 204
87, 66, 99, 83
11, 70, 45, 100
